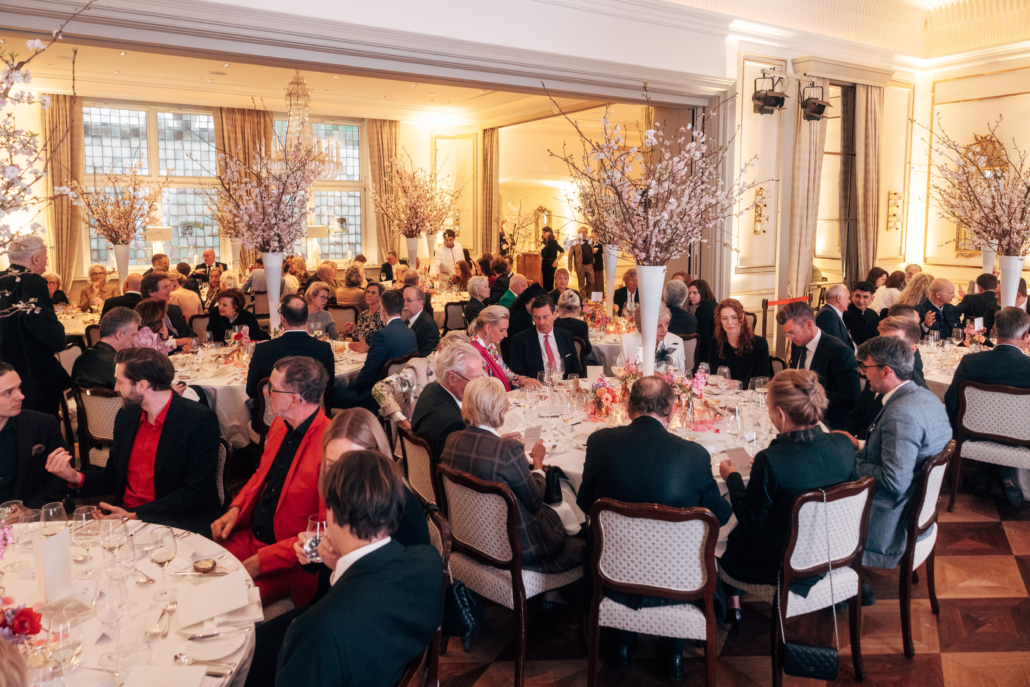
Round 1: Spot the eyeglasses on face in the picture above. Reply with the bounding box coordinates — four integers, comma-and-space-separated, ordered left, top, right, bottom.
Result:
856, 363, 886, 372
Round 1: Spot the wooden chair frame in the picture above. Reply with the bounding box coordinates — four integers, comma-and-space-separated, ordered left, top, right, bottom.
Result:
586, 499, 721, 687
949, 381, 1030, 512
84, 324, 101, 348
217, 437, 236, 512
188, 313, 210, 340
56, 343, 84, 446
679, 333, 701, 374
572, 336, 588, 375
770, 356, 787, 376
382, 351, 419, 378
327, 304, 360, 336
251, 377, 272, 452
73, 386, 121, 471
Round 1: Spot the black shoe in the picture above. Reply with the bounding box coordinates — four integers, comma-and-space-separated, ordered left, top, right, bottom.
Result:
972, 473, 992, 500
665, 653, 684, 681
860, 582, 876, 607
727, 608, 743, 635
611, 645, 631, 671
1003, 478, 1025, 508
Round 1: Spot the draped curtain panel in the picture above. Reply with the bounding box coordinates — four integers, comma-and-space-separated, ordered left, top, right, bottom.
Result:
839, 86, 859, 285
366, 119, 398, 261
212, 107, 274, 272
482, 128, 501, 256
854, 84, 883, 282
787, 76, 829, 298
42, 94, 83, 290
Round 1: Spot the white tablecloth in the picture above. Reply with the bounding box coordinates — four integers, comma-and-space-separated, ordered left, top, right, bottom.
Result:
587, 335, 623, 376
2, 522, 257, 687
61, 316, 91, 338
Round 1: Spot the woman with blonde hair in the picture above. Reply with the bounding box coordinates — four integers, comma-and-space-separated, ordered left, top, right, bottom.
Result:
468, 305, 541, 391
718, 369, 858, 627
291, 255, 309, 293
79, 263, 120, 310
463, 275, 489, 326
896, 272, 935, 307
616, 304, 685, 373
304, 281, 339, 340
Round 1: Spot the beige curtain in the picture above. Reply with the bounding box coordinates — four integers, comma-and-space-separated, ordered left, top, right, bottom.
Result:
366, 120, 398, 261
854, 85, 883, 281
787, 76, 830, 298
42, 95, 83, 290
212, 107, 274, 272
482, 128, 501, 256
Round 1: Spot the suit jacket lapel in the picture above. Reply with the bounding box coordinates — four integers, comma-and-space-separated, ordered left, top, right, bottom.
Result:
867, 383, 914, 435
15, 418, 34, 492
529, 332, 545, 372
275, 412, 325, 514
151, 395, 179, 493
811, 336, 829, 373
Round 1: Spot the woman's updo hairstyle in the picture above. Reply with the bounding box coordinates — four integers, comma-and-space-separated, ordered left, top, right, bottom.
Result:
766, 369, 827, 427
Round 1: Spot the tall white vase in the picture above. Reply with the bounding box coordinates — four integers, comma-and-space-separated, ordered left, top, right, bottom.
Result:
999, 255, 1025, 308
426, 233, 437, 260
405, 237, 419, 267
982, 241, 998, 275
262, 252, 283, 332
636, 265, 667, 376
230, 239, 243, 277
604, 245, 618, 319
113, 244, 131, 289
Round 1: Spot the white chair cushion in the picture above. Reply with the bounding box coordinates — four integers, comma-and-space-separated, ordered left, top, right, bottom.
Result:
716, 567, 775, 602
450, 552, 582, 610
598, 596, 708, 640
912, 523, 937, 571
785, 567, 859, 618
89, 447, 109, 468
961, 440, 1030, 470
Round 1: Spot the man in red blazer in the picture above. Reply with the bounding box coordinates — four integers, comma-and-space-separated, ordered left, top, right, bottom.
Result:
211, 356, 330, 605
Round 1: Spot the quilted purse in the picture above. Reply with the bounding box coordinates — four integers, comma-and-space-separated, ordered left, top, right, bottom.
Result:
543, 466, 569, 506
777, 489, 839, 681
425, 503, 483, 652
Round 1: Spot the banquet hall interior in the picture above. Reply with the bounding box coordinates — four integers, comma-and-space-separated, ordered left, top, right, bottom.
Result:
2, 0, 1030, 685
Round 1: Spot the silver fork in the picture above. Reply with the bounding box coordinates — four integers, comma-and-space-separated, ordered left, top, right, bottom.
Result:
162, 600, 178, 638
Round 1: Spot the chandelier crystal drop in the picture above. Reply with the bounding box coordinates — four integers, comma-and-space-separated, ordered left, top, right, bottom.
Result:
271, 70, 343, 179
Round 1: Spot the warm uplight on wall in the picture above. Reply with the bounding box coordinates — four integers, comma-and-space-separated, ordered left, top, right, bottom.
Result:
753, 187, 769, 235
888, 190, 903, 232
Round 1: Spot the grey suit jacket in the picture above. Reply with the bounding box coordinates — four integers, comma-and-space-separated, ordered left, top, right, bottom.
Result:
857, 382, 950, 568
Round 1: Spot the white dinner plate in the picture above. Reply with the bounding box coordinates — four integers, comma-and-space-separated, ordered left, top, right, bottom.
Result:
179, 629, 247, 661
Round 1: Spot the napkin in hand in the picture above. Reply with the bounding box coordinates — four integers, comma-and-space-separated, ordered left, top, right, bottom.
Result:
123, 666, 205, 687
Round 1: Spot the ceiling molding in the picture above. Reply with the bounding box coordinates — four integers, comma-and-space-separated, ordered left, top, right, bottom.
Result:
0, 0, 729, 106
791, 56, 896, 86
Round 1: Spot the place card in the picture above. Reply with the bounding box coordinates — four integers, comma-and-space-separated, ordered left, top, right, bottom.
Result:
176, 569, 250, 628
34, 527, 71, 602
974, 317, 983, 331
591, 292, 602, 302
725, 447, 751, 464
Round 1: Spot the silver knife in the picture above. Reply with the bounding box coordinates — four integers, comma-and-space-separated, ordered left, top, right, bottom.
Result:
185, 628, 251, 641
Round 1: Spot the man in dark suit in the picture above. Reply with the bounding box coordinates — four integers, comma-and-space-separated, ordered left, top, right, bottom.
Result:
332, 290, 417, 412
276, 450, 443, 687
502, 283, 548, 364
816, 283, 856, 351
508, 296, 582, 381
0, 235, 68, 417
0, 363, 71, 508
489, 258, 513, 304
577, 376, 732, 679
248, 295, 335, 400
191, 249, 227, 284
403, 286, 439, 357
663, 279, 697, 338
916, 278, 961, 339
612, 269, 638, 315
71, 307, 140, 389
777, 301, 861, 430
140, 272, 192, 346
956, 273, 999, 329
944, 307, 1030, 506
843, 281, 880, 346
101, 273, 144, 317
45, 348, 221, 533
378, 251, 400, 283
411, 343, 484, 458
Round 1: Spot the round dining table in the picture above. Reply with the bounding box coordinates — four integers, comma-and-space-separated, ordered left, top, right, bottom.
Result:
2, 520, 259, 687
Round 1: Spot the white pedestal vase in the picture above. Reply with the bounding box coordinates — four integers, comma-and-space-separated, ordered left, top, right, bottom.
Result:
999, 255, 1025, 307
113, 244, 131, 289
426, 233, 437, 260
262, 252, 283, 332
604, 245, 618, 319
636, 265, 667, 377
405, 237, 419, 267
230, 239, 243, 277
981, 242, 998, 275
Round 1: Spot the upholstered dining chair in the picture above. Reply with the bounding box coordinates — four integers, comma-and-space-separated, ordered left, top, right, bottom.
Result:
84, 324, 101, 348
189, 313, 210, 340
327, 304, 359, 336
442, 302, 466, 335
897, 440, 953, 658
55, 343, 83, 445
216, 437, 235, 512
398, 426, 439, 507
586, 499, 721, 687
949, 381, 1030, 512
717, 477, 876, 687
770, 356, 787, 376
436, 464, 583, 687
680, 333, 700, 373
74, 386, 122, 469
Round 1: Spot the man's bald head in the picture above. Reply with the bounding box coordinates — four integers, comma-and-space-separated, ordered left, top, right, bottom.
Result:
124, 273, 142, 293
510, 275, 528, 296
929, 278, 955, 306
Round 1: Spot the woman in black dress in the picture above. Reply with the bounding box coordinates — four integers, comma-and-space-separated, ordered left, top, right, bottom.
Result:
688, 279, 717, 363
539, 226, 564, 291
718, 369, 858, 626
553, 289, 591, 358
206, 288, 269, 342
708, 298, 770, 388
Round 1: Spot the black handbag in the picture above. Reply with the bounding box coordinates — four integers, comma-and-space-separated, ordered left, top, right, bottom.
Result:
425, 502, 483, 652
777, 489, 839, 681
543, 466, 569, 506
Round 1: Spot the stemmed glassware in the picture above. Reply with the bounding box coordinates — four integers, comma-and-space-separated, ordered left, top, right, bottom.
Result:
748, 376, 769, 407
715, 366, 733, 393
951, 328, 964, 347
46, 610, 84, 685
697, 362, 711, 376
99, 521, 135, 579
96, 576, 134, 668
14, 508, 41, 555
70, 507, 101, 580
149, 526, 178, 602
40, 502, 67, 538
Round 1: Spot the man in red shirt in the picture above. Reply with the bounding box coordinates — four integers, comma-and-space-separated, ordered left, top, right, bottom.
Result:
210, 356, 330, 606
46, 348, 221, 532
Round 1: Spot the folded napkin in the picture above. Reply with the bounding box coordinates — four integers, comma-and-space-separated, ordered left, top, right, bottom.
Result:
176, 569, 250, 628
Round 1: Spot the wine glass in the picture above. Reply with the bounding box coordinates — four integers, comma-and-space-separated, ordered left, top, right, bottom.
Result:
521, 385, 536, 412
100, 521, 134, 579
223, 330, 233, 345
95, 576, 134, 667
560, 398, 575, 427
697, 362, 710, 376
549, 358, 564, 388
748, 376, 769, 407
0, 500, 23, 527
40, 502, 67, 538
70, 507, 101, 580
304, 515, 327, 564
951, 328, 964, 347
716, 366, 733, 392
47, 610, 84, 685
202, 331, 214, 350
724, 404, 742, 444
14, 508, 41, 554
149, 526, 178, 601
114, 612, 153, 675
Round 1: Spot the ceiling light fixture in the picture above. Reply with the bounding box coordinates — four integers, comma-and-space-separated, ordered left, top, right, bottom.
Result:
271, 70, 342, 178
799, 81, 831, 121
751, 75, 787, 115
119, 51, 125, 56
333, 75, 339, 78
113, 70, 119, 74
224, 63, 230, 67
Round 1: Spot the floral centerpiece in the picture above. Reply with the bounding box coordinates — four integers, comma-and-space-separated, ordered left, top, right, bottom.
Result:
589, 375, 617, 418
614, 362, 639, 396
583, 304, 610, 330
0, 604, 43, 645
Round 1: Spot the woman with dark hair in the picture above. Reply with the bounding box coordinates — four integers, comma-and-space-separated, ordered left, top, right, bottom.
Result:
349, 282, 386, 342
866, 266, 888, 289
870, 270, 906, 313
133, 298, 175, 353
688, 278, 718, 362
477, 255, 495, 283
707, 298, 770, 387
207, 287, 268, 343
539, 226, 564, 291
451, 260, 471, 291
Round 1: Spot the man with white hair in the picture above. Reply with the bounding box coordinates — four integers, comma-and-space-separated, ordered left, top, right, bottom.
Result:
915, 278, 960, 338
0, 235, 67, 416
498, 274, 527, 310
816, 283, 855, 351
663, 279, 697, 338
411, 343, 484, 458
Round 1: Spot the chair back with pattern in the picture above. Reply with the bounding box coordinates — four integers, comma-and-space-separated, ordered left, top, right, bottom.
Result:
398, 426, 438, 506
217, 437, 235, 510
913, 441, 953, 537
328, 305, 359, 335
426, 506, 453, 572
780, 478, 875, 608
443, 302, 466, 334
573, 336, 587, 374
384, 351, 419, 378
770, 356, 787, 376
744, 311, 757, 331
84, 324, 101, 348
74, 386, 122, 468
436, 464, 519, 570
56, 343, 83, 377
680, 333, 700, 373
956, 381, 1030, 446
189, 314, 210, 340
251, 291, 270, 316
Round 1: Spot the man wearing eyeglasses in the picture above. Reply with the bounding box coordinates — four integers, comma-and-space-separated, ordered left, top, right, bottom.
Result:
411, 343, 484, 459
776, 301, 860, 430
246, 295, 335, 402
212, 356, 330, 606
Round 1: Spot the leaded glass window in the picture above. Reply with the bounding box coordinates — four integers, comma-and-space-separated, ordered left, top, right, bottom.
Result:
158, 113, 216, 177
313, 192, 361, 259
83, 107, 148, 174
162, 188, 219, 264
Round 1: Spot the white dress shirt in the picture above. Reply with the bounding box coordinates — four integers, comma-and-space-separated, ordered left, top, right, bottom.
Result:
797, 328, 822, 371
430, 241, 464, 277
408, 309, 423, 327
330, 537, 392, 586
537, 328, 562, 373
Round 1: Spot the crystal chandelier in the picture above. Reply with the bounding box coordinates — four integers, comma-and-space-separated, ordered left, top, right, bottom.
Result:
271, 71, 343, 179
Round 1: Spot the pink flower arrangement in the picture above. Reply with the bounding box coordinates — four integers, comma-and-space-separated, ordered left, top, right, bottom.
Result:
0, 604, 43, 645
590, 375, 617, 415
232, 325, 250, 343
